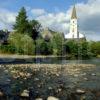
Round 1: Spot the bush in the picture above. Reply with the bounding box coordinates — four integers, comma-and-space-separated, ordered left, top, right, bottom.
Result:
0, 44, 16, 54
8, 32, 35, 55
64, 40, 93, 59
51, 33, 64, 55
90, 41, 100, 57
36, 39, 53, 55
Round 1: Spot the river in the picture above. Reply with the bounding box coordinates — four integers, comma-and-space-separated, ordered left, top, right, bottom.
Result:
0, 56, 100, 65
0, 57, 100, 99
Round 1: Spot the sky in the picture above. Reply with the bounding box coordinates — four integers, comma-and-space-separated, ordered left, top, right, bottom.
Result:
0, 0, 100, 41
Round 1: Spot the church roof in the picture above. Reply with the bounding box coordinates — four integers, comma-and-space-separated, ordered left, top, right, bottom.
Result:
71, 5, 77, 19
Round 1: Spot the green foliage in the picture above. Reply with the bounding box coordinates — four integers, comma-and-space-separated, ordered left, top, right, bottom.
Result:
28, 20, 41, 40
65, 40, 78, 54
8, 32, 35, 55
52, 33, 64, 55
13, 7, 41, 40
36, 39, 53, 55
0, 6, 100, 58
0, 44, 16, 54
13, 7, 29, 34
90, 41, 100, 57
81, 41, 92, 59
65, 40, 93, 59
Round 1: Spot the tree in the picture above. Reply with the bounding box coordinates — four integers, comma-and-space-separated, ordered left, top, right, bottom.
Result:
8, 32, 35, 55
28, 20, 41, 40
0, 44, 16, 54
65, 40, 78, 58
36, 39, 53, 55
51, 33, 64, 55
90, 41, 100, 57
65, 40, 93, 59
13, 7, 29, 34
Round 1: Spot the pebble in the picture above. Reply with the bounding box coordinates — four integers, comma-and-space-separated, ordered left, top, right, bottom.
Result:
91, 73, 96, 76
0, 91, 4, 97
56, 73, 60, 77
47, 96, 59, 100
35, 98, 43, 100
81, 73, 86, 76
34, 78, 39, 81
37, 84, 41, 88
6, 79, 11, 82
74, 74, 79, 77
0, 65, 2, 68
80, 92, 96, 100
48, 87, 53, 90
56, 88, 62, 93
21, 90, 29, 97
84, 77, 88, 81
76, 89, 85, 94
4, 70, 8, 73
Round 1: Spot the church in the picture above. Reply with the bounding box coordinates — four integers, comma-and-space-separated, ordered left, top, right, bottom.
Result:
65, 5, 85, 39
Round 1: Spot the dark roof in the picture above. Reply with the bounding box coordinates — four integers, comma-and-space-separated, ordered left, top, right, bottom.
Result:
0, 30, 9, 44
71, 5, 77, 19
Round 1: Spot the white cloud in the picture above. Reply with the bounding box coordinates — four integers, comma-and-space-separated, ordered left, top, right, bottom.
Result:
31, 9, 46, 16
36, 0, 100, 41
0, 9, 16, 30
76, 0, 100, 41
0, 0, 100, 40
36, 11, 70, 33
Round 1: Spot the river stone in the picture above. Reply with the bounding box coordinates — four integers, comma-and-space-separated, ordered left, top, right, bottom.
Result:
6, 79, 11, 83
74, 74, 79, 77
48, 87, 53, 90
0, 91, 4, 96
84, 78, 88, 81
76, 89, 85, 94
91, 73, 96, 76
47, 96, 59, 100
21, 90, 29, 97
80, 92, 96, 100
35, 98, 43, 100
34, 78, 39, 81
56, 73, 60, 77
81, 73, 86, 76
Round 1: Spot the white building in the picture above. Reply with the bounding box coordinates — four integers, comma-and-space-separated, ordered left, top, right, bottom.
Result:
65, 5, 85, 39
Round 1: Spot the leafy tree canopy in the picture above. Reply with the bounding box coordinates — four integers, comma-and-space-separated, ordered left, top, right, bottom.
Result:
13, 7, 29, 34
28, 20, 41, 40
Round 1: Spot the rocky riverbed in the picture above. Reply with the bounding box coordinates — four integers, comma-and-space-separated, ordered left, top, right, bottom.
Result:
0, 64, 100, 100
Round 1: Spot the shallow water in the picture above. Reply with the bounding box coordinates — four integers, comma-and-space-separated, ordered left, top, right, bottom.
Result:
0, 58, 100, 99
0, 56, 100, 65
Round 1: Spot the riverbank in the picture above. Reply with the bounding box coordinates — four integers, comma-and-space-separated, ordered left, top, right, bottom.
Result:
0, 64, 100, 99
0, 54, 66, 59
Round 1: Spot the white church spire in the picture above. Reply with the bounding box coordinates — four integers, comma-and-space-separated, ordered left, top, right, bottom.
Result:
70, 5, 78, 38
71, 5, 77, 19
65, 5, 85, 39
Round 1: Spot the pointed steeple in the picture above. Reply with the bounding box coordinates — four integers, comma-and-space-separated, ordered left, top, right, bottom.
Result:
71, 5, 77, 19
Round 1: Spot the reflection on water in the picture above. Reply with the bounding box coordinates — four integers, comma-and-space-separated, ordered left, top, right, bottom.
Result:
0, 57, 100, 65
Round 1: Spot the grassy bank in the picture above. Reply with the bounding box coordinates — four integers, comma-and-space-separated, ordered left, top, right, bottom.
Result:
0, 54, 66, 59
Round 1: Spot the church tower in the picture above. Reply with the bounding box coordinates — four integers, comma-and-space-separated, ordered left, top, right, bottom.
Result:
65, 5, 85, 39
70, 5, 78, 38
